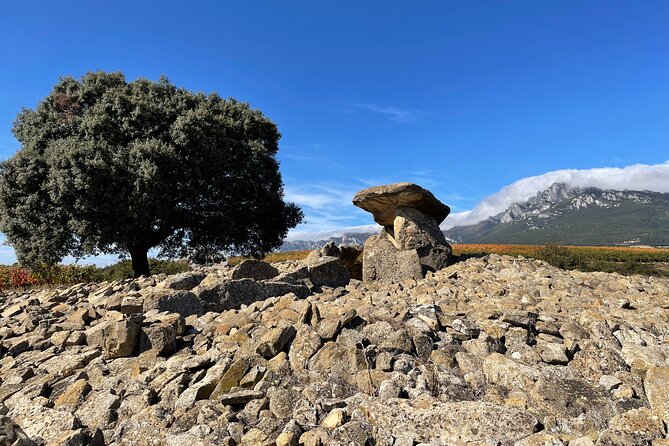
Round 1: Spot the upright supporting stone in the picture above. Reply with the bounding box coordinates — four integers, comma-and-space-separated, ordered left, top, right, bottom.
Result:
353, 183, 452, 282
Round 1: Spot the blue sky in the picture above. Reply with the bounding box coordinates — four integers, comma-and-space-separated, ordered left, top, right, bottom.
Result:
1, 1, 668, 261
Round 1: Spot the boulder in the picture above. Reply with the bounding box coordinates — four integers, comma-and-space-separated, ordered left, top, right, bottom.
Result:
161, 271, 206, 291
644, 366, 669, 425
352, 182, 450, 227
0, 415, 35, 446
307, 256, 350, 288
142, 288, 204, 317
101, 315, 142, 359
231, 259, 279, 281
139, 322, 177, 356
196, 279, 309, 312
257, 325, 297, 359
362, 231, 423, 283
352, 396, 537, 445
393, 206, 451, 272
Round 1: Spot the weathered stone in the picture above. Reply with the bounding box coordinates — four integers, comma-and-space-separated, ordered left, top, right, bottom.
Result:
102, 315, 141, 359
288, 324, 322, 372
595, 407, 665, 445
307, 256, 350, 288
196, 279, 309, 313
322, 408, 346, 429
139, 322, 177, 356
276, 419, 301, 446
256, 325, 297, 359
0, 415, 35, 446
354, 397, 536, 445
352, 182, 450, 227
142, 288, 204, 317
162, 271, 206, 291
210, 359, 250, 397
75, 390, 121, 432
538, 342, 569, 365
218, 389, 264, 405
644, 366, 669, 425
54, 379, 91, 409
8, 401, 80, 444
362, 231, 423, 283
269, 388, 299, 419
483, 353, 540, 389
231, 259, 279, 281
393, 206, 452, 272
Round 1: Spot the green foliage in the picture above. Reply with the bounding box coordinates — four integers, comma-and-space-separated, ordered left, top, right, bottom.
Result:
0, 71, 303, 277
535, 244, 582, 270
534, 244, 669, 277
97, 258, 191, 281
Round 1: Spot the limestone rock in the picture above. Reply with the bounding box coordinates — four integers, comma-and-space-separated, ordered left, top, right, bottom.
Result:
307, 256, 350, 288
352, 182, 450, 227
231, 259, 279, 281
0, 415, 35, 446
393, 206, 452, 272
353, 396, 537, 444
142, 288, 204, 317
257, 325, 297, 359
101, 315, 141, 359
644, 366, 669, 425
161, 271, 206, 291
355, 183, 452, 282
362, 231, 423, 283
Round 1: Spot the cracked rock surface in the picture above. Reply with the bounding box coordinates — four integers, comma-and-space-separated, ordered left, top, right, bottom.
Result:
1, 253, 668, 445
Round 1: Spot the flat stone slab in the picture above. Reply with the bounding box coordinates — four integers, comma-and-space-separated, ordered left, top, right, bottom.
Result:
352, 182, 450, 227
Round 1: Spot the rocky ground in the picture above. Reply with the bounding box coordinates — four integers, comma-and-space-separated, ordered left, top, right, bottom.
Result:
1, 253, 669, 446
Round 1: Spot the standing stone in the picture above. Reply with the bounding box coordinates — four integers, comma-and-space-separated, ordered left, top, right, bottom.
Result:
362, 230, 423, 283
353, 183, 452, 282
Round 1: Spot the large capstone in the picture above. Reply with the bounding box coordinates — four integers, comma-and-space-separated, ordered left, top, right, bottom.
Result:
352, 182, 450, 227
353, 183, 452, 282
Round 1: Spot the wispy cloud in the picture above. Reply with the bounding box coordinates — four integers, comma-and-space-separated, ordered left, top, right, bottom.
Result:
349, 103, 421, 122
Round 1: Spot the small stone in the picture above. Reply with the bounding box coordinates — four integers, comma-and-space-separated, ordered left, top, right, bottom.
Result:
218, 389, 264, 406
539, 342, 569, 365
322, 408, 346, 429
599, 374, 622, 392
256, 324, 296, 359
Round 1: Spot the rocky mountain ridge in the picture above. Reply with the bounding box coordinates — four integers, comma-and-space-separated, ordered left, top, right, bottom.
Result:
283, 184, 669, 249
445, 183, 669, 245
279, 234, 370, 252
1, 252, 668, 445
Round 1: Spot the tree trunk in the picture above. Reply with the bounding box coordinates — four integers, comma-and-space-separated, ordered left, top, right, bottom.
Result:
129, 246, 150, 278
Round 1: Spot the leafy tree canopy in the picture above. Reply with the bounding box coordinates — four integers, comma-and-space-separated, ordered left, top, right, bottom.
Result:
0, 71, 303, 276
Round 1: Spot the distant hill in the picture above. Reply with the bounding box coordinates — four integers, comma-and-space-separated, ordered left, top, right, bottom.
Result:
444, 183, 669, 246
278, 232, 373, 252
281, 183, 669, 249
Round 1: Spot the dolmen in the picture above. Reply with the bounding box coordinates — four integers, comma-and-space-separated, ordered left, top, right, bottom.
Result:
353, 182, 452, 282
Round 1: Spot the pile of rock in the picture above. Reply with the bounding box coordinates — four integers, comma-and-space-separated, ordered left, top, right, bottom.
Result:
1, 251, 669, 444
353, 182, 453, 282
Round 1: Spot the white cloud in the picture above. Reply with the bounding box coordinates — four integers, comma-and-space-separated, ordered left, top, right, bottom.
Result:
351, 103, 420, 122
442, 160, 669, 229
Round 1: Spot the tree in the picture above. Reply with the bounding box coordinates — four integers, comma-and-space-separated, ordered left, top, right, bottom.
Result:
0, 71, 303, 277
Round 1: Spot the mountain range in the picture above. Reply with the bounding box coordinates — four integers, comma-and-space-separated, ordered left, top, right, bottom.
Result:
280, 183, 669, 250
